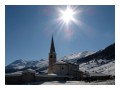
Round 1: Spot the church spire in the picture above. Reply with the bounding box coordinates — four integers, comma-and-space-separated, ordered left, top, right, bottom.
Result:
48, 35, 56, 74
50, 35, 55, 53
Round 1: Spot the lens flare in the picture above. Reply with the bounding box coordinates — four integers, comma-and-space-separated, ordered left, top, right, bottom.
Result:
55, 6, 83, 40
60, 6, 75, 24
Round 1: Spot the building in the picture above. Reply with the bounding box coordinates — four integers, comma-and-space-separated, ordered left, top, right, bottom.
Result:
22, 69, 36, 82
6, 36, 113, 84
48, 35, 83, 80
48, 35, 56, 74
5, 69, 36, 84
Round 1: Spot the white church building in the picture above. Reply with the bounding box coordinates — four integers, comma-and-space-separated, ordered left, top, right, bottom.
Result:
48, 35, 83, 79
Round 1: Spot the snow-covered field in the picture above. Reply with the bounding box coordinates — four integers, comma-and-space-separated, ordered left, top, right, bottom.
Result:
27, 80, 115, 85
79, 59, 115, 76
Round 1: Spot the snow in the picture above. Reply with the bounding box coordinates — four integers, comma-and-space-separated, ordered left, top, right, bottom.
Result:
26, 80, 115, 85
35, 60, 48, 68
6, 59, 48, 71
6, 71, 23, 75
6, 50, 115, 77
48, 73, 57, 75
94, 61, 115, 75
6, 58, 115, 76
60, 51, 94, 62
14, 66, 25, 69
23, 69, 36, 73
79, 59, 115, 75
6, 51, 93, 71
5, 51, 115, 85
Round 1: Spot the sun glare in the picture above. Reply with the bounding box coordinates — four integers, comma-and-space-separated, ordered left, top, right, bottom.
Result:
59, 6, 75, 24
56, 6, 82, 40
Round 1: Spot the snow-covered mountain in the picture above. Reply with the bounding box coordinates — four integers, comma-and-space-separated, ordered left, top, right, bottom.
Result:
5, 59, 48, 73
5, 51, 93, 73
6, 43, 115, 76
79, 59, 115, 75
61, 51, 94, 62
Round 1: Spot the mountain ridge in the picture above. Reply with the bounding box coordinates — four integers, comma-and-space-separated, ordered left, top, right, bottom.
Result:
6, 43, 115, 74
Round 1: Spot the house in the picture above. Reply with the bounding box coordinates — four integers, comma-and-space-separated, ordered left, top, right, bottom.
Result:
22, 69, 36, 82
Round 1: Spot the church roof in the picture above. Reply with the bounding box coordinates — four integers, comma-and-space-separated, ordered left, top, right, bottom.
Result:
55, 61, 68, 65
50, 35, 55, 53
54, 60, 78, 65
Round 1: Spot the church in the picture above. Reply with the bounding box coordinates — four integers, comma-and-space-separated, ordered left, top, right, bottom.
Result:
5, 36, 112, 84
48, 35, 83, 79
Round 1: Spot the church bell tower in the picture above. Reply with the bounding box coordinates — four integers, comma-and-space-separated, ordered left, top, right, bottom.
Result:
48, 35, 56, 74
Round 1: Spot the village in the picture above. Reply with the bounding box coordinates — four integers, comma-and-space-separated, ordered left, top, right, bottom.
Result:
5, 36, 114, 85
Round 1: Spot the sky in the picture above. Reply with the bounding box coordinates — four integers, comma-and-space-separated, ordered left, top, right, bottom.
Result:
5, 5, 115, 65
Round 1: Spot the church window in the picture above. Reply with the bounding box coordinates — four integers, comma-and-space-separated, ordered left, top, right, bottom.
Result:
61, 67, 64, 70
50, 55, 52, 58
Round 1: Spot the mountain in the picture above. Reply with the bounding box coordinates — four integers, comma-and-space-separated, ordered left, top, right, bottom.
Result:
66, 43, 115, 75
79, 59, 115, 75
5, 43, 115, 75
5, 59, 48, 73
61, 51, 94, 62
77, 43, 115, 64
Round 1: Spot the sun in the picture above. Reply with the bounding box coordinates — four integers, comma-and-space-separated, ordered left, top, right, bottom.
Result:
56, 6, 82, 40
59, 6, 75, 24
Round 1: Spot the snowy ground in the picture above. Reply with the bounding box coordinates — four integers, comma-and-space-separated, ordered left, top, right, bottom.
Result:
26, 80, 115, 85
79, 59, 115, 76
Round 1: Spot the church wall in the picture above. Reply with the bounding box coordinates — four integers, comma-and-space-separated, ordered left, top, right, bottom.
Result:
53, 63, 80, 77
53, 64, 69, 75
68, 64, 79, 76
53, 64, 61, 74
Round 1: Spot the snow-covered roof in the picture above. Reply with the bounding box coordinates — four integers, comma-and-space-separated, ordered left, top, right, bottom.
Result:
55, 61, 68, 65
5, 71, 23, 76
23, 69, 36, 73
48, 73, 57, 75
55, 60, 78, 66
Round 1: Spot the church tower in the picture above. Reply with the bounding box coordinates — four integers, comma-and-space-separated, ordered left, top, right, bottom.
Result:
48, 35, 56, 74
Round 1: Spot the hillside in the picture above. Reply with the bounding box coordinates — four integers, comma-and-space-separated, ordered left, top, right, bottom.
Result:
5, 43, 115, 76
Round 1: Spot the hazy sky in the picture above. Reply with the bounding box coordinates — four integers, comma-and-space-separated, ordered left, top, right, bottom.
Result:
5, 5, 115, 65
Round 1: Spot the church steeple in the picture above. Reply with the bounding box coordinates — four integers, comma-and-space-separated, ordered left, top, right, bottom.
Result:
48, 35, 56, 74
50, 35, 55, 53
